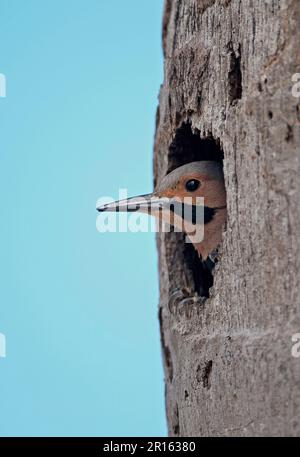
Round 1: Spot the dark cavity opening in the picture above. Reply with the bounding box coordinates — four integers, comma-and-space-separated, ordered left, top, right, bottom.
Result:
168, 123, 223, 173
168, 122, 225, 299
228, 44, 242, 103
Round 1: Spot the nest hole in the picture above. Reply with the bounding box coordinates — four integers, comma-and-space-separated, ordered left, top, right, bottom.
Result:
228, 43, 243, 103
168, 122, 225, 298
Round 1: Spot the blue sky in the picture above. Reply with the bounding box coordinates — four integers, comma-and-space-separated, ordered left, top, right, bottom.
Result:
0, 0, 166, 436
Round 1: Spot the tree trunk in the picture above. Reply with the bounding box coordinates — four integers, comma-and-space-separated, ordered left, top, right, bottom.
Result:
154, 0, 300, 437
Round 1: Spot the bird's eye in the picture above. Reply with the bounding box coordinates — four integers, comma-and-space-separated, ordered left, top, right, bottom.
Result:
185, 179, 200, 192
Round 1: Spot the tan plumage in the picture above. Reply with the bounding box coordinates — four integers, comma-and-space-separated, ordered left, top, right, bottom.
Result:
155, 161, 227, 259
97, 161, 227, 260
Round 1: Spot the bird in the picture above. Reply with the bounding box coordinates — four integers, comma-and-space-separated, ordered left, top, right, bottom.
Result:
97, 161, 227, 261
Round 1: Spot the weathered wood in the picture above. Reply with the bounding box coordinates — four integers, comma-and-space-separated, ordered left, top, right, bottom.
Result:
154, 0, 300, 437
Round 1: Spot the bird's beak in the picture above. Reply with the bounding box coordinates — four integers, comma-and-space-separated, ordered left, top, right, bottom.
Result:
96, 193, 170, 215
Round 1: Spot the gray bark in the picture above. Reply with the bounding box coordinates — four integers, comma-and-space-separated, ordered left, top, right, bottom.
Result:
154, 0, 300, 436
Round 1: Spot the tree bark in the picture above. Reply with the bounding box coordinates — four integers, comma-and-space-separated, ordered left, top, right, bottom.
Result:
154, 0, 300, 437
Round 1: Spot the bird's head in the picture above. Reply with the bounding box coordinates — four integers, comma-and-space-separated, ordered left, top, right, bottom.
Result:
154, 161, 226, 208
97, 160, 226, 217
97, 161, 226, 257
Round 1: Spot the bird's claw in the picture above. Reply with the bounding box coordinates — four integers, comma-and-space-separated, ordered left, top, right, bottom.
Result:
168, 288, 205, 315
208, 248, 219, 264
